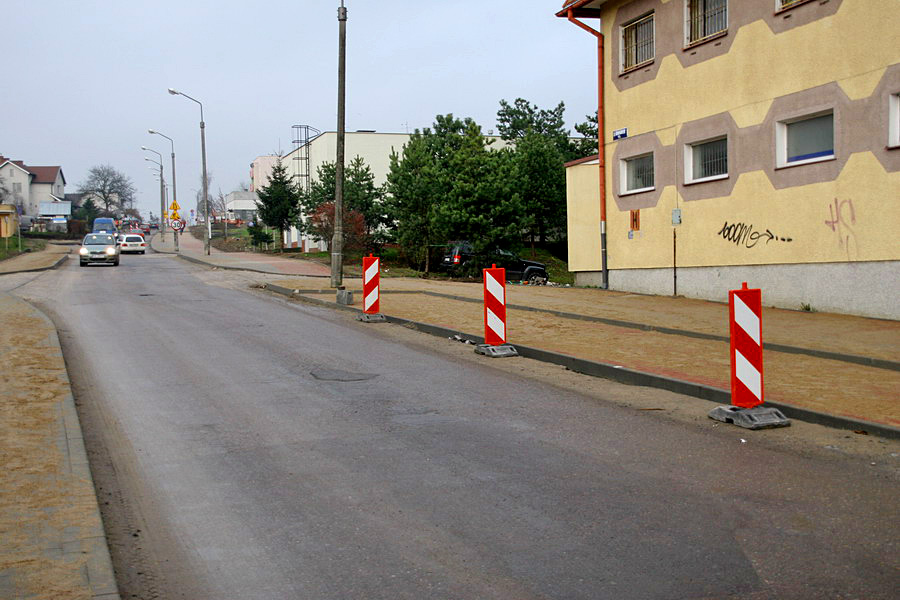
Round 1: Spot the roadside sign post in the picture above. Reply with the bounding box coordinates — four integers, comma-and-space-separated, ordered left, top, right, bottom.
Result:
356, 254, 386, 322
709, 282, 790, 430
475, 265, 518, 358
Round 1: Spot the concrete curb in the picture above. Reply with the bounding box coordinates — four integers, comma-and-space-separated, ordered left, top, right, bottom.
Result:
15, 296, 121, 599
0, 252, 69, 275
264, 283, 900, 441
286, 288, 900, 372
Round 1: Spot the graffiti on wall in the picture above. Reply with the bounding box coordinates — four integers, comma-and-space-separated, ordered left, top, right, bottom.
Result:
824, 198, 857, 260
717, 221, 793, 249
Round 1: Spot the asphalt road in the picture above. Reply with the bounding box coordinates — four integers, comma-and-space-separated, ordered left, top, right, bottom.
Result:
10, 252, 900, 599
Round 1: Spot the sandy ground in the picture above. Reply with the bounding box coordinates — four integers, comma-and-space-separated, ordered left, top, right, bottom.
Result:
0, 294, 104, 600
270, 275, 900, 427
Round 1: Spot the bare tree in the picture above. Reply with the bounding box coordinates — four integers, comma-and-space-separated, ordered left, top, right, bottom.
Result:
78, 165, 136, 215
195, 171, 213, 221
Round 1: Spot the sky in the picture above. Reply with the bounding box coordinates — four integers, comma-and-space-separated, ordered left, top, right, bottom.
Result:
4, 1, 598, 220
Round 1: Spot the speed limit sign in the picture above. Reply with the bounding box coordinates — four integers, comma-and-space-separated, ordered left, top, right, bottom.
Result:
171, 219, 185, 231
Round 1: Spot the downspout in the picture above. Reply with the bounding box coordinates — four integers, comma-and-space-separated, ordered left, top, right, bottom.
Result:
567, 9, 608, 289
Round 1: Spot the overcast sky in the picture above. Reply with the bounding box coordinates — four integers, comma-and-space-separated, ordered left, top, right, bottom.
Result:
5, 1, 597, 219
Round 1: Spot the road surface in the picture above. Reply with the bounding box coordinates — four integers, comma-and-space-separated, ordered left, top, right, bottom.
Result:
9, 251, 899, 599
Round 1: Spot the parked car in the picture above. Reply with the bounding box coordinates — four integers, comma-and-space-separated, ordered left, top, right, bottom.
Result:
439, 241, 549, 284
140, 224, 151, 234
79, 233, 120, 266
118, 234, 147, 254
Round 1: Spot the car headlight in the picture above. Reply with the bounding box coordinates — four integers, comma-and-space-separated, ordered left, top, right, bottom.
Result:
79, 247, 89, 255
105, 247, 116, 255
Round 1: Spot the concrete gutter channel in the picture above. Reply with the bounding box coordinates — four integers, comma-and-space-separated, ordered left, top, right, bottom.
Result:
264, 283, 900, 441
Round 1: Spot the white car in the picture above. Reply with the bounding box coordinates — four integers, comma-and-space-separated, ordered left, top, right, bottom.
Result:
119, 234, 148, 254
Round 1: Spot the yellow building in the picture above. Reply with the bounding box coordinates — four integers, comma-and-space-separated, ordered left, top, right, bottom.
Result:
0, 204, 18, 238
558, 0, 899, 319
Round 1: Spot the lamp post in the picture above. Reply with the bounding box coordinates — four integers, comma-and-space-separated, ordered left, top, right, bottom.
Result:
168, 87, 210, 255
147, 130, 177, 242
143, 150, 164, 238
331, 0, 348, 287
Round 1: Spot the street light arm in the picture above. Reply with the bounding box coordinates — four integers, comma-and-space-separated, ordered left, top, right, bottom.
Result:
168, 88, 204, 121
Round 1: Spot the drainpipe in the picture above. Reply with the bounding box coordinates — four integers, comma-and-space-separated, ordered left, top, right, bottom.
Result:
567, 9, 608, 289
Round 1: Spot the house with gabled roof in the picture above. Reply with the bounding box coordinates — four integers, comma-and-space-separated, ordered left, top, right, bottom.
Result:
0, 156, 66, 218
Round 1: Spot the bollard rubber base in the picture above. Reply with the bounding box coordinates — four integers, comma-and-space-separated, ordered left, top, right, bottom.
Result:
708, 405, 791, 430
356, 312, 387, 322
474, 343, 519, 358
336, 289, 354, 305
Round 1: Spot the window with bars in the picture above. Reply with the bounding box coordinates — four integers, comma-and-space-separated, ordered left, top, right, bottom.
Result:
622, 13, 654, 71
622, 153, 654, 193
778, 0, 807, 9
686, 0, 727, 45
776, 111, 834, 167
687, 137, 728, 182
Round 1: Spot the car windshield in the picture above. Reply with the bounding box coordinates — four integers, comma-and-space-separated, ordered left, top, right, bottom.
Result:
83, 234, 115, 245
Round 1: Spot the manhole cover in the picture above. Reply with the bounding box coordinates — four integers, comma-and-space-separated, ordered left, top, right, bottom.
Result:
310, 369, 377, 382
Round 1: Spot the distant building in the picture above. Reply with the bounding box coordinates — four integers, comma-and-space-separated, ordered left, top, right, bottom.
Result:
0, 156, 66, 219
224, 191, 258, 222
557, 0, 899, 319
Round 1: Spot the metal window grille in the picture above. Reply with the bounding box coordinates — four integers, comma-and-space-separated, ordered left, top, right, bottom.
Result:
623, 14, 654, 70
687, 0, 727, 44
692, 138, 727, 179
779, 0, 805, 8
626, 154, 654, 191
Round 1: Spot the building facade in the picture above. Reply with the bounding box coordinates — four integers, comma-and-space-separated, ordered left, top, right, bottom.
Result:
249, 155, 280, 193
0, 156, 66, 219
559, 0, 900, 319
224, 191, 259, 222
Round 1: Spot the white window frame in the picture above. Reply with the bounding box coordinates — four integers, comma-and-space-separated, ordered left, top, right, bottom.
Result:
620, 152, 655, 196
889, 93, 900, 149
684, 136, 728, 184
776, 110, 835, 169
684, 0, 728, 47
620, 12, 655, 73
776, 0, 811, 10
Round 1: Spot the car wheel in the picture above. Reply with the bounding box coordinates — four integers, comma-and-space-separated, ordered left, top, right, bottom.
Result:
527, 272, 547, 285
141, 250, 146, 254
113, 259, 120, 266
79, 262, 86, 267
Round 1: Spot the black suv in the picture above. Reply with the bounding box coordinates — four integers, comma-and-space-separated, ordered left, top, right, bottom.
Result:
439, 241, 549, 284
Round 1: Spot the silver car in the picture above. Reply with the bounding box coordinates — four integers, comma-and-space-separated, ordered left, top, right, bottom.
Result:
79, 233, 120, 266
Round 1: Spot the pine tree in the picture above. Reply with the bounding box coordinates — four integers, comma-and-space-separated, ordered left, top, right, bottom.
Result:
254, 159, 299, 252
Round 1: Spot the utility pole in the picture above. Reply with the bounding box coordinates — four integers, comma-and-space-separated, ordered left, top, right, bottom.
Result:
331, 0, 347, 287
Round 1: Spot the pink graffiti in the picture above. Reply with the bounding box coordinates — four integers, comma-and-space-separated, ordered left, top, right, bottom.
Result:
824, 198, 857, 259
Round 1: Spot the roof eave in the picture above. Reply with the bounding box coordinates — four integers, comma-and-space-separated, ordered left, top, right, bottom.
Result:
555, 0, 606, 18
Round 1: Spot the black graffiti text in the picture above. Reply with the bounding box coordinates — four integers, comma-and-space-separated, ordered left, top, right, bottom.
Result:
717, 221, 793, 249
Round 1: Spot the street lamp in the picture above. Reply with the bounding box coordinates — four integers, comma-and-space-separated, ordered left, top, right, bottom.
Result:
331, 0, 348, 287
148, 130, 177, 242
143, 150, 165, 237
168, 87, 210, 255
